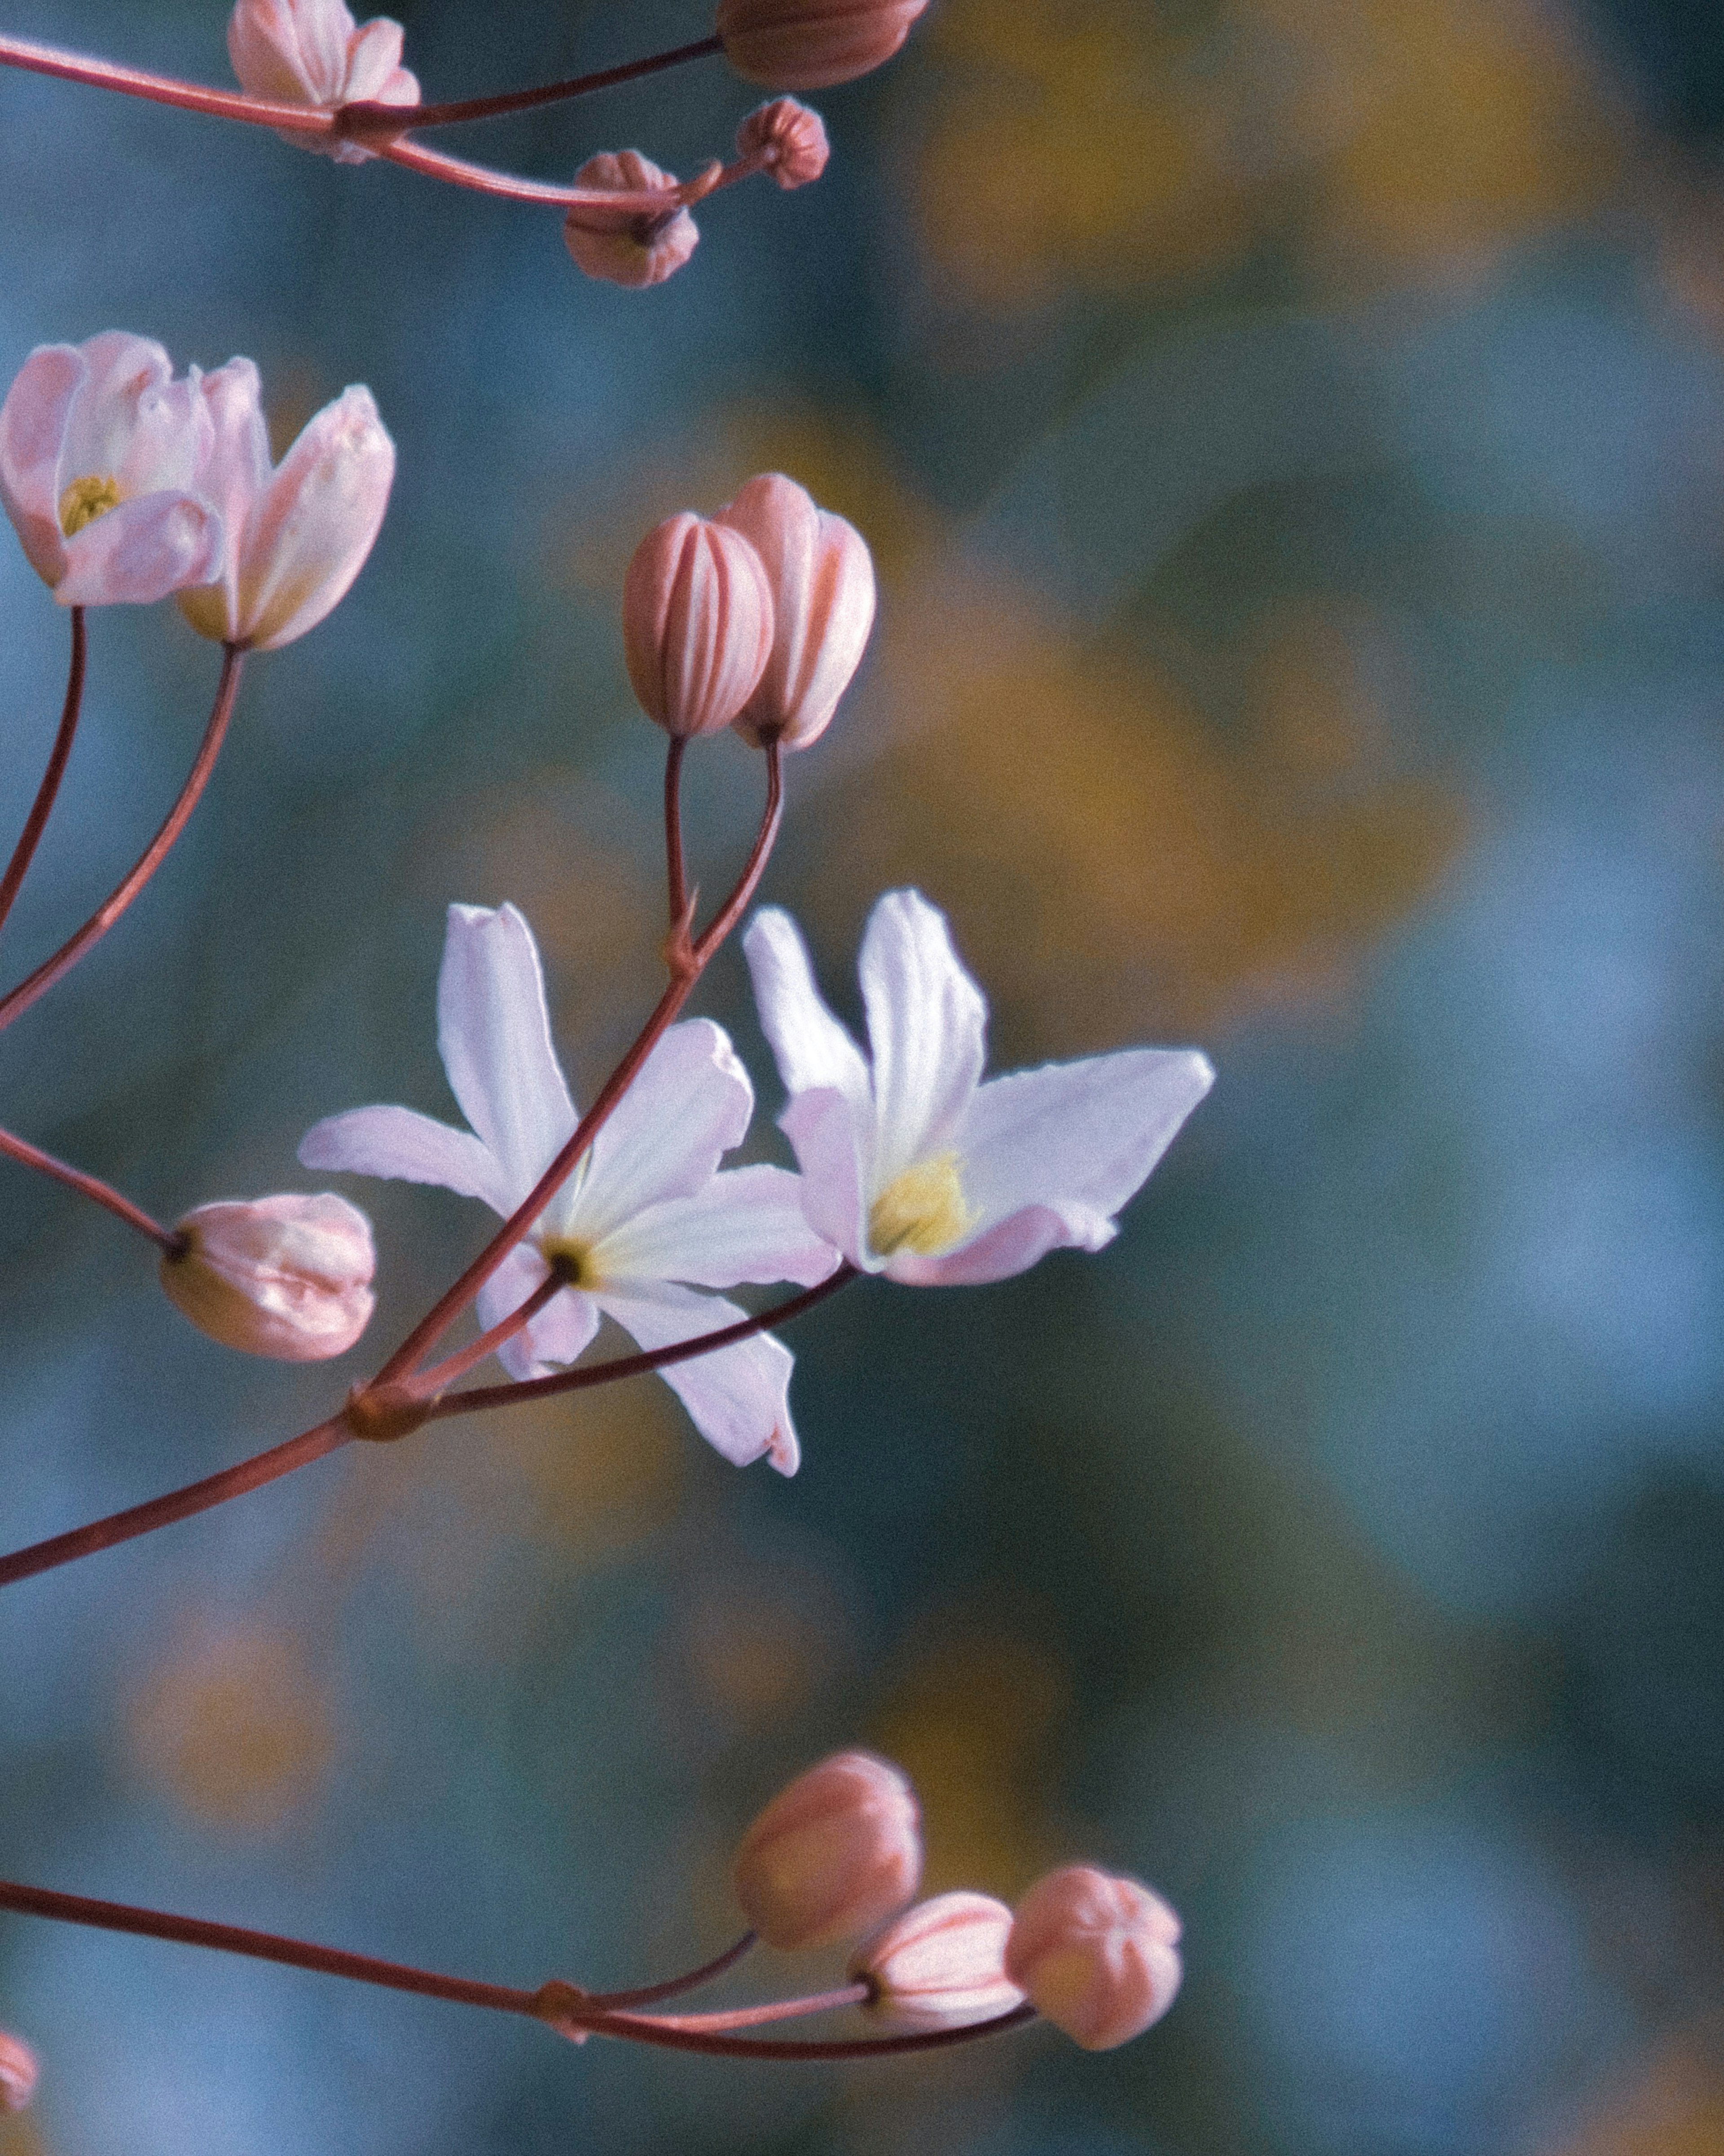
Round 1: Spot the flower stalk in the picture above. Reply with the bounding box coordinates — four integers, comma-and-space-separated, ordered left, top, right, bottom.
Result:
0, 605, 85, 940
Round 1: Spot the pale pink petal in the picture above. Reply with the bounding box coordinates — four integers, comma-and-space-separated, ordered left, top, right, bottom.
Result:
229, 0, 354, 104
297, 1102, 510, 1211
55, 491, 222, 607
569, 1020, 755, 1240
778, 1086, 869, 1267
57, 332, 177, 484
342, 17, 409, 100
235, 385, 394, 648
0, 343, 82, 584
886, 1200, 1113, 1287
476, 1244, 600, 1380
436, 904, 576, 1204
178, 357, 270, 644
743, 906, 871, 1107
598, 1283, 800, 1473
593, 1164, 840, 1289
858, 889, 985, 1182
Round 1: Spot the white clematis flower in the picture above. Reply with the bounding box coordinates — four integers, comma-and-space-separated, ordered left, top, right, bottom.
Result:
299, 903, 837, 1472
743, 890, 1214, 1285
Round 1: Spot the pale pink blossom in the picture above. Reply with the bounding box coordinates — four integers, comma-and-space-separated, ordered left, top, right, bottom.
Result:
745, 890, 1214, 1284
1006, 1865, 1183, 2050
228, 0, 420, 162
0, 2031, 36, 2113
736, 98, 831, 189
717, 0, 930, 90
734, 1751, 922, 1949
564, 153, 699, 289
300, 904, 837, 1472
623, 512, 774, 738
714, 474, 875, 749
160, 1194, 376, 1361
850, 1891, 1025, 2031
177, 363, 394, 650
0, 334, 221, 608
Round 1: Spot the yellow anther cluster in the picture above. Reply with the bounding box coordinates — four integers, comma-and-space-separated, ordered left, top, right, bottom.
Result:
539, 1237, 598, 1290
57, 473, 123, 537
868, 1153, 971, 1259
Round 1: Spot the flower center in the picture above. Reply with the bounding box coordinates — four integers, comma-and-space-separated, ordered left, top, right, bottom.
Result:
539, 1236, 599, 1291
58, 474, 124, 538
868, 1154, 971, 1259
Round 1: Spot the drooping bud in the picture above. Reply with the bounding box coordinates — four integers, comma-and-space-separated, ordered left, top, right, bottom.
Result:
161, 1194, 376, 1361
564, 152, 700, 289
228, 0, 420, 162
733, 1750, 922, 1949
714, 473, 875, 750
716, 0, 929, 90
0, 2031, 36, 2112
623, 512, 775, 739
850, 1891, 1025, 2032
1005, 1865, 1183, 2051
736, 97, 831, 189
180, 366, 395, 650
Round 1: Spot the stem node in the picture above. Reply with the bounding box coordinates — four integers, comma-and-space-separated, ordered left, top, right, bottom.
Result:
342, 1382, 433, 1445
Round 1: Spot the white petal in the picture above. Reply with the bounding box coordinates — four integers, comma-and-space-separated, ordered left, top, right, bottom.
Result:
594, 1164, 840, 1289
887, 1200, 1115, 1286
779, 1087, 871, 1268
569, 1019, 754, 1240
598, 1283, 800, 1473
957, 1049, 1214, 1244
858, 890, 986, 1183
298, 1103, 510, 1211
743, 907, 871, 1108
436, 904, 576, 1204
476, 1244, 600, 1380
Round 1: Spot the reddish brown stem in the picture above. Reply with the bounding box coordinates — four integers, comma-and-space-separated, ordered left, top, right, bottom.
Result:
373, 742, 783, 1388
378, 138, 700, 211
582, 1930, 756, 2010
336, 35, 724, 138
0, 606, 85, 939
0, 646, 245, 1039
664, 734, 690, 936
429, 1263, 857, 1419
0, 1418, 348, 1592
398, 1265, 571, 1398
0, 1123, 178, 1253
0, 31, 333, 131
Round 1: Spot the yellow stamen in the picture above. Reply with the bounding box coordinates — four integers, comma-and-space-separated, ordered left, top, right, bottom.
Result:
539, 1237, 599, 1291
868, 1154, 971, 1259
58, 474, 123, 538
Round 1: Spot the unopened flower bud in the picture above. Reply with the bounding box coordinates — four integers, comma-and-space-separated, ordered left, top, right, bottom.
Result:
623, 512, 775, 739
161, 1194, 376, 1361
850, 1891, 1025, 2031
736, 98, 831, 189
716, 0, 929, 90
1005, 1865, 1182, 2050
228, 0, 420, 162
564, 153, 699, 289
734, 1750, 922, 1949
0, 2031, 36, 2112
714, 473, 875, 749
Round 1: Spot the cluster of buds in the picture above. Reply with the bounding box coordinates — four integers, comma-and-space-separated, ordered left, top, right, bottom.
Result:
732, 1751, 1183, 2051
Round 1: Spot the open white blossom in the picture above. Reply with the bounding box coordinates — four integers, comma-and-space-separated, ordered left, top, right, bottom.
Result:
743, 890, 1213, 1285
300, 903, 836, 1471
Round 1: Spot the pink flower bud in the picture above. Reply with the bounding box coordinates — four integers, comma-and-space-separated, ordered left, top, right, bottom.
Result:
0, 2031, 36, 2113
716, 0, 930, 90
714, 474, 875, 749
733, 1750, 922, 1949
179, 366, 395, 650
1005, 1865, 1183, 2050
736, 98, 831, 189
161, 1195, 376, 1361
623, 512, 775, 740
228, 0, 420, 163
564, 153, 700, 289
849, 1891, 1025, 2031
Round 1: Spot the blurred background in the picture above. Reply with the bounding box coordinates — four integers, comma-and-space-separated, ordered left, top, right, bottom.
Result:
1, 0, 1724, 2147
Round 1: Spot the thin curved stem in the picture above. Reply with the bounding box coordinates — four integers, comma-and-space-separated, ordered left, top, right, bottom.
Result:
0, 606, 85, 940
582, 1930, 756, 2011
0, 646, 245, 1039
396, 1265, 570, 1397
0, 1418, 348, 1592
337, 35, 723, 138
378, 138, 701, 211
0, 32, 333, 132
427, 1263, 857, 1419
0, 1124, 179, 1254
664, 735, 690, 936
550, 1995, 1040, 2061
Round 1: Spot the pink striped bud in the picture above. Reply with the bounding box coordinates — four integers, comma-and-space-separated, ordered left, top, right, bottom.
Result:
714, 473, 875, 749
716, 0, 929, 90
733, 1750, 922, 1949
564, 152, 699, 289
161, 1194, 376, 1361
623, 513, 775, 738
850, 1891, 1025, 2031
0, 2030, 37, 2112
1005, 1865, 1182, 2050
736, 98, 831, 189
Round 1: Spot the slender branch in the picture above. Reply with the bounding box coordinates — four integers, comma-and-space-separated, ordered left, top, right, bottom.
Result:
0, 32, 333, 132
0, 1124, 179, 1253
373, 745, 786, 1387
0, 646, 245, 1039
627, 1983, 871, 2033
547, 1995, 1040, 2061
427, 1263, 857, 1419
0, 1418, 349, 1592
582, 1930, 756, 2010
336, 35, 724, 138
0, 606, 85, 939
399, 1265, 570, 1396
664, 735, 689, 935
378, 138, 701, 211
